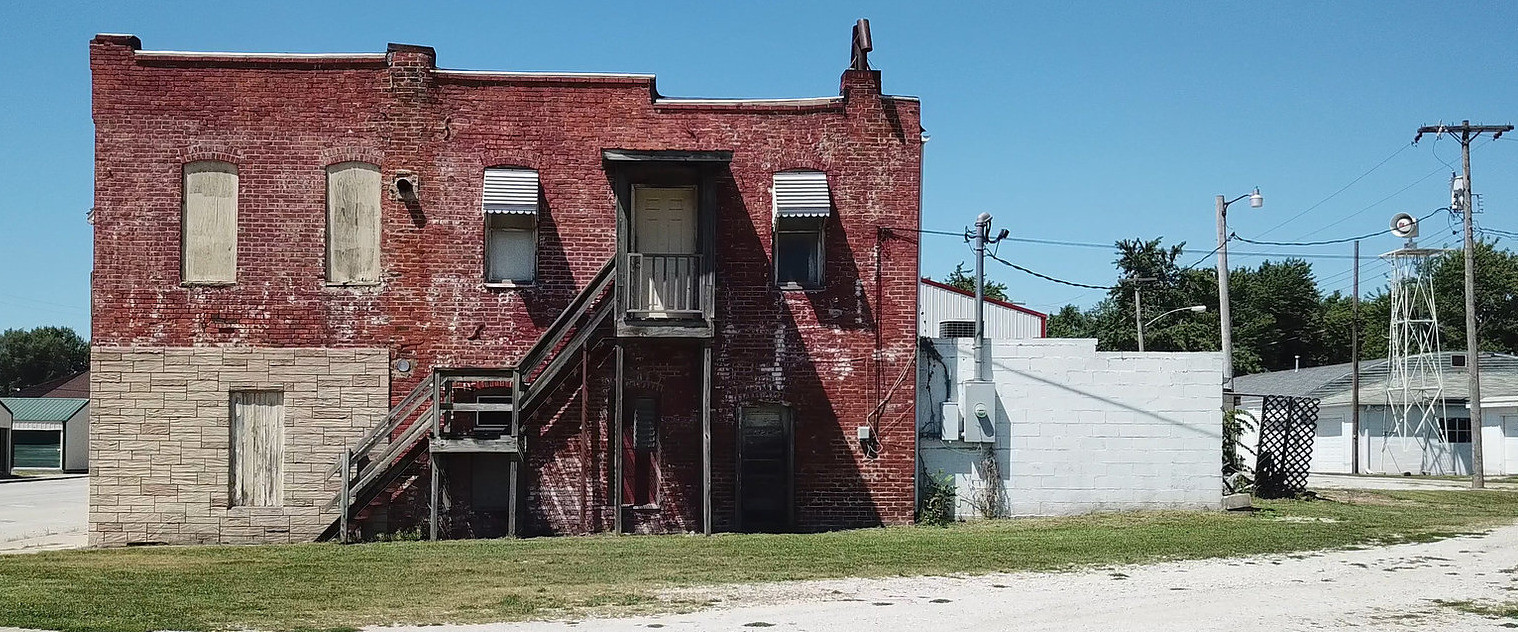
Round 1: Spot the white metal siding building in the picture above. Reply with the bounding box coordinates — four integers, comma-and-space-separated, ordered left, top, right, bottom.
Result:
918, 277, 1046, 339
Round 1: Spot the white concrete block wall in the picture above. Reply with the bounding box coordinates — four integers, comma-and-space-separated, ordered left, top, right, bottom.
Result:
919, 338, 1223, 519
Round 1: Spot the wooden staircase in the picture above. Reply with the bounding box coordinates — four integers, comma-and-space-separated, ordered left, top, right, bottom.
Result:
320, 259, 616, 542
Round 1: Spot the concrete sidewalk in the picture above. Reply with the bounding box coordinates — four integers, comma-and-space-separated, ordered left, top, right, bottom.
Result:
1310, 472, 1518, 491
0, 476, 88, 554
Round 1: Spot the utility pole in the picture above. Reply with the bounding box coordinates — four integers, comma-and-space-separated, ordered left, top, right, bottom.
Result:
1415, 121, 1512, 489
969, 213, 1008, 380
1126, 276, 1157, 352
1217, 195, 1233, 393
1351, 239, 1361, 474
1216, 189, 1263, 404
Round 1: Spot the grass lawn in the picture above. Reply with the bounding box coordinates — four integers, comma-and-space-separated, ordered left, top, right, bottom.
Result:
2, 490, 1516, 632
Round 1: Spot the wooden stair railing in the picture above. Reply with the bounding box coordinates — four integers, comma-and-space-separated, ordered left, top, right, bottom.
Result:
321, 257, 615, 542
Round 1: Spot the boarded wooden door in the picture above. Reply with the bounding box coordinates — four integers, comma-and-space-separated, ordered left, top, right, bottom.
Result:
738, 406, 792, 532
230, 391, 285, 507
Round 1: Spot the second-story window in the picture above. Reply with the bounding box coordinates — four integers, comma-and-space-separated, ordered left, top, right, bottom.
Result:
483, 167, 540, 284
772, 171, 831, 290
325, 162, 382, 284
182, 161, 239, 284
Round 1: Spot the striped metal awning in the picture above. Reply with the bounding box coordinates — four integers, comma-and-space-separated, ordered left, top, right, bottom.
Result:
483, 168, 540, 214
772, 171, 832, 218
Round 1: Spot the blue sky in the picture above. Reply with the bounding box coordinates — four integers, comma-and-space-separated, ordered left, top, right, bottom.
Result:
2, 1, 1516, 335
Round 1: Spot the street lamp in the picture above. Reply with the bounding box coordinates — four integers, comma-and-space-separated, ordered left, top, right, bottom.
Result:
1138, 305, 1206, 352
1217, 188, 1262, 393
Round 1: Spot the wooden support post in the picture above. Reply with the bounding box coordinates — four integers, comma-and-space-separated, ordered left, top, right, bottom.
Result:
338, 448, 351, 544
701, 343, 713, 536
613, 343, 625, 535
429, 373, 441, 541
509, 370, 522, 537
580, 346, 590, 533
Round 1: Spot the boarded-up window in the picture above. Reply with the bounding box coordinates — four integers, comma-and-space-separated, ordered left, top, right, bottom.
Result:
623, 396, 660, 506
632, 397, 658, 451
229, 391, 284, 507
326, 162, 382, 284
483, 167, 540, 283
182, 161, 238, 283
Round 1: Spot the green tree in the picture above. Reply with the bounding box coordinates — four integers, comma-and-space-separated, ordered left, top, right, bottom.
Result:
1229, 259, 1324, 372
944, 262, 1008, 301
0, 326, 90, 394
1047, 304, 1095, 338
1430, 240, 1518, 352
1086, 238, 1219, 353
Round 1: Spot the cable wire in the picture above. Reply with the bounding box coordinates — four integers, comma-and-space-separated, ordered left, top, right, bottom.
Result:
985, 253, 1116, 290
1254, 142, 1412, 238
1232, 208, 1449, 247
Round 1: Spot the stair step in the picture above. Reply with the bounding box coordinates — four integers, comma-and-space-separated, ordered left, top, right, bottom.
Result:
440, 402, 515, 412
431, 436, 521, 454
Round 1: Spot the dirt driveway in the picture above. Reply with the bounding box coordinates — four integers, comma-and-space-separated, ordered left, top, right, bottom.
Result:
403, 523, 1518, 632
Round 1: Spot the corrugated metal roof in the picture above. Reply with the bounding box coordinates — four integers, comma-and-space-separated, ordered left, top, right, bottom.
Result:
918, 278, 1047, 339
1233, 352, 1518, 405
0, 398, 88, 422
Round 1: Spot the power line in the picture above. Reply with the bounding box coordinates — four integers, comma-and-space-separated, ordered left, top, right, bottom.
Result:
985, 253, 1116, 290
1179, 241, 1225, 271
912, 226, 1364, 260
1233, 208, 1449, 247
1255, 142, 1412, 238
1285, 136, 1500, 242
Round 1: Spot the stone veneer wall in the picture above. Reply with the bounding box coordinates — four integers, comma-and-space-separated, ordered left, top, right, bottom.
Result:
89, 347, 389, 545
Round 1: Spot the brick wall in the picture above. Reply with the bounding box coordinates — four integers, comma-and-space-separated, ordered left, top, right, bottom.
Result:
89, 347, 388, 545
919, 339, 1222, 518
90, 34, 921, 536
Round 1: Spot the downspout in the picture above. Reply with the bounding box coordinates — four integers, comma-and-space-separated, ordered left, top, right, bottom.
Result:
913, 131, 929, 518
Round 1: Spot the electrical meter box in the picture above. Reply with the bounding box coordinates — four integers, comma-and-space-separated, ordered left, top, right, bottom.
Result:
940, 401, 962, 441
960, 380, 998, 443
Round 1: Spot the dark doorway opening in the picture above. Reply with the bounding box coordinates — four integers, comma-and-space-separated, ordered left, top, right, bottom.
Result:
738, 405, 793, 532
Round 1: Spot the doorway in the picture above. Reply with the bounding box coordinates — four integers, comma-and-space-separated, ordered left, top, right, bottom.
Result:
631, 186, 699, 316
738, 405, 793, 532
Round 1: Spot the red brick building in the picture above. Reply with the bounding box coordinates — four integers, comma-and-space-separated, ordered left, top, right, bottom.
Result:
88, 27, 921, 545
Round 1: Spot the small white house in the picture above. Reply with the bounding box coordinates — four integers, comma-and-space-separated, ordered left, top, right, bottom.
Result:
918, 277, 1047, 339
1233, 353, 1518, 476
1, 398, 90, 472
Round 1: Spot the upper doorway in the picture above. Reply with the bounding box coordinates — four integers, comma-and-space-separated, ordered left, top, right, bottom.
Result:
631, 186, 699, 317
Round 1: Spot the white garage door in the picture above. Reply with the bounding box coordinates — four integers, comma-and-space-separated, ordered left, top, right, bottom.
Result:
1312, 414, 1348, 473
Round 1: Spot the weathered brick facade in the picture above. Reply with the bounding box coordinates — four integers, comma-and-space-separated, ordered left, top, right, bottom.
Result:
90, 33, 921, 544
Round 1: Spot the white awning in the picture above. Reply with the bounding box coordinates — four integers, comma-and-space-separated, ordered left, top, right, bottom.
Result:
483, 168, 540, 214
773, 171, 832, 218
13, 421, 62, 432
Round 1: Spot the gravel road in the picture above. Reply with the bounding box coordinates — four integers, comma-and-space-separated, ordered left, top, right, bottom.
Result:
397, 523, 1518, 632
